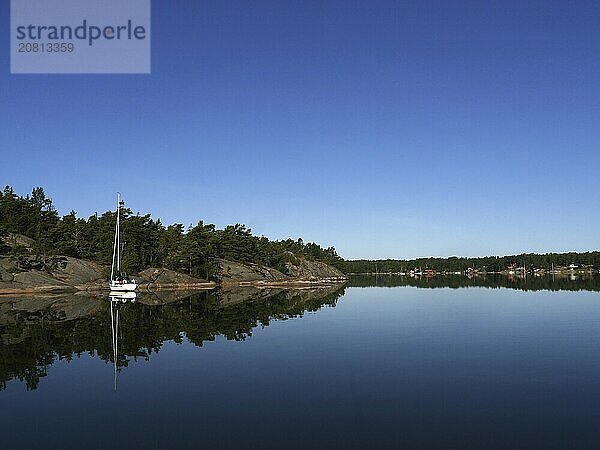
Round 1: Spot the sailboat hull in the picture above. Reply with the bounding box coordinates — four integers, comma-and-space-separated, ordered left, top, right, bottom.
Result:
108, 282, 138, 291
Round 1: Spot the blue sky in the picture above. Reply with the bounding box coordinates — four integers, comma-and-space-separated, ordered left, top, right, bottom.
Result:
1, 0, 599, 259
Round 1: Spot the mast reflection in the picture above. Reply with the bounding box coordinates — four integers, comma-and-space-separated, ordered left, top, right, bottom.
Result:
109, 291, 137, 391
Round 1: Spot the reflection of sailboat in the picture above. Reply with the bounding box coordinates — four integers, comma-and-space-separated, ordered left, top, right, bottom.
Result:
110, 291, 137, 302
109, 192, 137, 291
109, 292, 136, 391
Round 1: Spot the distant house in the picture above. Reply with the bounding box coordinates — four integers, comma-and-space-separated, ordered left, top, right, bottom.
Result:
424, 269, 436, 277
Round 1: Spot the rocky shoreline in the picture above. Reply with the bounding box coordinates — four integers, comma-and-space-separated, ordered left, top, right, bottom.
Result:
0, 253, 346, 296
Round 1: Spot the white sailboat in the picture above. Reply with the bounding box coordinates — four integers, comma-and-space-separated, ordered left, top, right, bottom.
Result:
109, 192, 138, 291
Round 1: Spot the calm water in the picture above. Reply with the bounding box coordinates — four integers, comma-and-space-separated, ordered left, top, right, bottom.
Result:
2, 278, 600, 449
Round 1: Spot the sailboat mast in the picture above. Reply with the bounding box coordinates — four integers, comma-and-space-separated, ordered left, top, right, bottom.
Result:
110, 193, 120, 281
117, 192, 120, 275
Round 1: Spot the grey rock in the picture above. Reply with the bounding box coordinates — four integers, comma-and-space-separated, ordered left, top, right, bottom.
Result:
216, 259, 288, 283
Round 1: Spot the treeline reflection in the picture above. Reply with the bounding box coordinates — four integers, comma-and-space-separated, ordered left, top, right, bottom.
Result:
0, 285, 345, 391
348, 274, 600, 291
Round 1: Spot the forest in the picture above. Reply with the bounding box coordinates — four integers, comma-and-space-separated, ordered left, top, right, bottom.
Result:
345, 253, 600, 273
0, 186, 344, 279
1, 186, 598, 278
